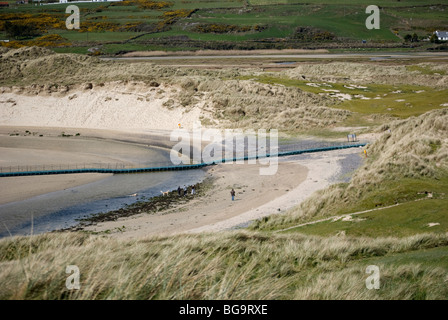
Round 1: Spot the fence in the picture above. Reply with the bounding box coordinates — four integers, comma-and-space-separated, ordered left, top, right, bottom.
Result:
0, 142, 367, 178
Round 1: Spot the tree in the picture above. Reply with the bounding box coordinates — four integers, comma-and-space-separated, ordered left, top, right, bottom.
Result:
412, 33, 419, 42
430, 33, 439, 43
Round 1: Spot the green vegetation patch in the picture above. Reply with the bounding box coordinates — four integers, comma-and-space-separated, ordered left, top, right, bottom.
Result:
406, 65, 447, 76
4, 0, 448, 54
284, 198, 448, 238
277, 172, 448, 237
244, 75, 448, 119
359, 246, 448, 272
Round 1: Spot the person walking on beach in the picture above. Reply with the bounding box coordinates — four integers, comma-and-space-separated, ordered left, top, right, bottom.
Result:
230, 188, 235, 201
177, 186, 181, 196
191, 185, 195, 195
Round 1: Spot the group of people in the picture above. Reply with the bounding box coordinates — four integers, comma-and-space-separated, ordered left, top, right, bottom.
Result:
177, 185, 196, 197
175, 184, 237, 202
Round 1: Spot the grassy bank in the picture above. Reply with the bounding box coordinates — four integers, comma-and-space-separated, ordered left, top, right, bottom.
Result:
1, 231, 448, 299
251, 108, 448, 234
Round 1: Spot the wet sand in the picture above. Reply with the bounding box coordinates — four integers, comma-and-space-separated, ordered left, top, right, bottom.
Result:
82, 147, 361, 238
84, 161, 308, 238
0, 126, 171, 205
0, 173, 109, 205
0, 125, 363, 239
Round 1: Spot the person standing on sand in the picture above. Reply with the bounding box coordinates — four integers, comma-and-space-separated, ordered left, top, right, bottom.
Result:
230, 188, 235, 201
177, 186, 181, 196
191, 185, 195, 195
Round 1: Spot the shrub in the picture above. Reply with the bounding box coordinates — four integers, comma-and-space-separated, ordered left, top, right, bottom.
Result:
291, 27, 336, 42
110, 0, 173, 10
1, 34, 71, 48
193, 23, 265, 34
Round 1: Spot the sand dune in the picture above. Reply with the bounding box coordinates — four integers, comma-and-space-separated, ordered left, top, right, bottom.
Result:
0, 82, 203, 132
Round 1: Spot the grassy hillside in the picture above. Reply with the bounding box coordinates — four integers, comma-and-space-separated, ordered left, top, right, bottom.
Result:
1, 47, 448, 299
1, 0, 448, 54
251, 108, 448, 234
1, 231, 448, 299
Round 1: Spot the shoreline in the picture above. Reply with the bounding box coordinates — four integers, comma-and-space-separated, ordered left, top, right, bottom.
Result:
62, 175, 214, 231
80, 147, 362, 239
0, 126, 179, 236
81, 160, 309, 239
186, 148, 357, 234
0, 124, 366, 239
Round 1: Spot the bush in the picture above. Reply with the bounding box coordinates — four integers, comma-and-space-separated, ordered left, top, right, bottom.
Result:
3, 21, 40, 39
110, 0, 173, 9
192, 23, 265, 34
1, 34, 71, 48
291, 27, 336, 42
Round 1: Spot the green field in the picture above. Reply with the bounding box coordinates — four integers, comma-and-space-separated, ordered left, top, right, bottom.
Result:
1, 0, 448, 54
284, 199, 448, 238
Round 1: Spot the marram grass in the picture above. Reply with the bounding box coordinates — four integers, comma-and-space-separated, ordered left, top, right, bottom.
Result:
1, 231, 448, 300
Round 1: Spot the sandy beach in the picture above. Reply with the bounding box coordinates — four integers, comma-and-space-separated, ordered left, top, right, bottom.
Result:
0, 76, 367, 238
83, 160, 307, 238
0, 123, 364, 238
81, 146, 361, 239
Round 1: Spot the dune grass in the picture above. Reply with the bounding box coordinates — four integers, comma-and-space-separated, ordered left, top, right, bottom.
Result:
1, 231, 448, 300
252, 174, 448, 232
1, 48, 448, 299
244, 75, 448, 119
251, 108, 448, 232
359, 246, 448, 271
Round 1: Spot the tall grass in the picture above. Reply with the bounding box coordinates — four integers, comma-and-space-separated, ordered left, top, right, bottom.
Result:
252, 108, 448, 231
1, 231, 448, 299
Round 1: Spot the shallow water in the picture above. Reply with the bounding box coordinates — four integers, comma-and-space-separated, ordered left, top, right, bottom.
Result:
0, 137, 362, 238
0, 169, 206, 238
